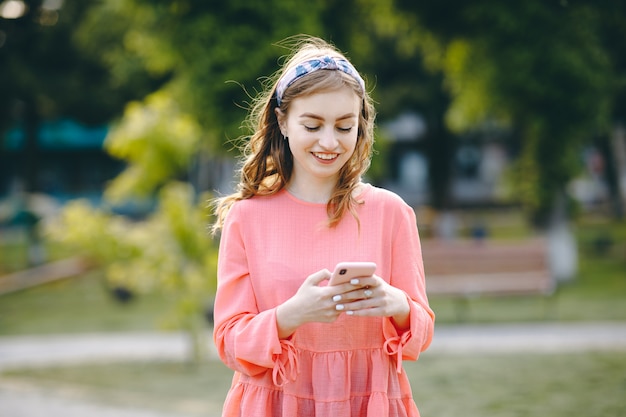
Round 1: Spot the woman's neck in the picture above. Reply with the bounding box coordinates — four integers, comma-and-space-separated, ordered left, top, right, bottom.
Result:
286, 179, 364, 204
286, 181, 334, 203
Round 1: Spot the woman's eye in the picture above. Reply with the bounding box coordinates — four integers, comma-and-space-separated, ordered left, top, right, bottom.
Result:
303, 125, 352, 133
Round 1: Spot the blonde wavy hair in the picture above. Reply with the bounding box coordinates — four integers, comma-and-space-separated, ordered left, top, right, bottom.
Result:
211, 35, 376, 235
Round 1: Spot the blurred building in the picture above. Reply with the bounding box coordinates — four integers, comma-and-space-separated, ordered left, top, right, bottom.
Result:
0, 119, 123, 204
380, 111, 618, 216
380, 111, 510, 209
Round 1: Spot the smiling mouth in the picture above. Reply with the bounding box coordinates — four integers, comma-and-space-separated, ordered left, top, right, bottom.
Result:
313, 152, 338, 161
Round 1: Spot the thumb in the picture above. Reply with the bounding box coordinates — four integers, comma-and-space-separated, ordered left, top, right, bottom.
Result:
306, 268, 332, 286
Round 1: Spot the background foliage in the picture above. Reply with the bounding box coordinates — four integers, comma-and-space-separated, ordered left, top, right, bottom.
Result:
2, 0, 625, 217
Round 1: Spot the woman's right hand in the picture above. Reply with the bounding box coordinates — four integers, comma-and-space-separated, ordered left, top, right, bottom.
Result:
275, 268, 364, 338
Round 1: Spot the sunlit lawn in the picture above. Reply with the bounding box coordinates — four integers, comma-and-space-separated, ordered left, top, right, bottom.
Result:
410, 351, 626, 417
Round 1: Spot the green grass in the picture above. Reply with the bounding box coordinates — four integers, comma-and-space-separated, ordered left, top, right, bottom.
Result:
3, 360, 231, 416
410, 352, 626, 417
4, 352, 625, 417
0, 270, 181, 336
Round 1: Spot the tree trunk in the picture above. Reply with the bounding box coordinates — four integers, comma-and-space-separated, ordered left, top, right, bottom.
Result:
610, 124, 626, 219
22, 99, 40, 193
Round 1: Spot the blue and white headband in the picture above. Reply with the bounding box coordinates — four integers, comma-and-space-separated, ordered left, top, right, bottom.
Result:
275, 55, 366, 106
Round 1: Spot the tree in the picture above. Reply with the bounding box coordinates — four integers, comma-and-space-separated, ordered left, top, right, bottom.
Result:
104, 91, 203, 202
0, 0, 159, 192
397, 0, 619, 225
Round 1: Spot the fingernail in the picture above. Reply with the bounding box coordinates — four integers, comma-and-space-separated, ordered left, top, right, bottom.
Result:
332, 295, 342, 302
335, 304, 345, 311
364, 289, 373, 298
346, 310, 354, 315
350, 278, 360, 285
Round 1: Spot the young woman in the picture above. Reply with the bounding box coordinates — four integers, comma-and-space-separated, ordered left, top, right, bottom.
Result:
212, 36, 434, 417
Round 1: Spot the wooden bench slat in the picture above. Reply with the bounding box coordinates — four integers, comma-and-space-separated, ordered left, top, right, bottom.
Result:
419, 238, 556, 320
426, 270, 555, 297
425, 259, 547, 274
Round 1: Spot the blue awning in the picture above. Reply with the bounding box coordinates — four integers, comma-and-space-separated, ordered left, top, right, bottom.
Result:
3, 119, 108, 150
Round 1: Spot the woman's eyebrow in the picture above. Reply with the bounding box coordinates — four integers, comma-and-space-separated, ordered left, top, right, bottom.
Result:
298, 112, 357, 121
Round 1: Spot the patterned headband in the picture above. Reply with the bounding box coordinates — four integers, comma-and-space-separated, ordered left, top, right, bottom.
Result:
275, 55, 366, 106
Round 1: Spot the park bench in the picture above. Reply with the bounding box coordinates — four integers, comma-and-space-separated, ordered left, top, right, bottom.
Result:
421, 238, 557, 320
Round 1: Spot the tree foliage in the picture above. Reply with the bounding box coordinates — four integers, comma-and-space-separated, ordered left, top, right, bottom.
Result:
104, 91, 203, 202
4, 0, 625, 219
75, 0, 328, 149
398, 0, 623, 223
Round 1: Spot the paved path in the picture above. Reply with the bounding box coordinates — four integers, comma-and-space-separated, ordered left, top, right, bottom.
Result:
1, 322, 626, 417
429, 321, 626, 354
0, 332, 194, 372
3, 322, 626, 371
0, 385, 187, 417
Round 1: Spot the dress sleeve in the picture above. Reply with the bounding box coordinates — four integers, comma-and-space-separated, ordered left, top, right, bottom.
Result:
212, 205, 298, 385
382, 202, 435, 372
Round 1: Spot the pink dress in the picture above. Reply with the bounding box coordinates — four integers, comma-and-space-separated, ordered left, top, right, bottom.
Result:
213, 184, 434, 416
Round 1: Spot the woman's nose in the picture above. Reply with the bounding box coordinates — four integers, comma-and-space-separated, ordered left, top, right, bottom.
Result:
318, 128, 338, 149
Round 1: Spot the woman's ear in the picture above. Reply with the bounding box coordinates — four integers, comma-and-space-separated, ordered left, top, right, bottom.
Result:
275, 108, 287, 137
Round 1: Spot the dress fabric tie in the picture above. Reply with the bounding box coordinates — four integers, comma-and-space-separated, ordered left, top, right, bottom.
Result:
383, 331, 412, 374
272, 340, 300, 386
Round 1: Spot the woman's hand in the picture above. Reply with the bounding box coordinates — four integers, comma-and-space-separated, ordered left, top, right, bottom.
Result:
331, 275, 411, 331
276, 269, 345, 338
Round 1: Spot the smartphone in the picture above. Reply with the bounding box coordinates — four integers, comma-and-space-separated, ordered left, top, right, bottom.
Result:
328, 261, 377, 286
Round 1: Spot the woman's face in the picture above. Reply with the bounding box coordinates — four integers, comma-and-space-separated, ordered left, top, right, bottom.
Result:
276, 86, 361, 188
